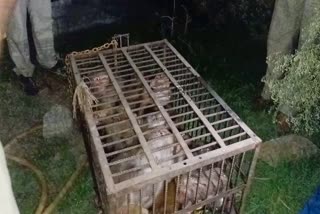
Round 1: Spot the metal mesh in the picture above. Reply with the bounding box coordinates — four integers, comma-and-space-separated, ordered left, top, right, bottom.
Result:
68, 39, 261, 214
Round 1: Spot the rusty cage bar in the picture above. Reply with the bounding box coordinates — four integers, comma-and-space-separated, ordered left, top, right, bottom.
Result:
67, 39, 261, 214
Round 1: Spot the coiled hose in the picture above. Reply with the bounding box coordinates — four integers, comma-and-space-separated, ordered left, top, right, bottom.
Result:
4, 125, 87, 214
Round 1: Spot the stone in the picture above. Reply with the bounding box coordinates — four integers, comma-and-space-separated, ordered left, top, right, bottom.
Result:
43, 105, 73, 139
259, 134, 319, 167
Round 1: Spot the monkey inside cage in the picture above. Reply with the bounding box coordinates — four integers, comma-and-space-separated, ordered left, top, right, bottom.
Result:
67, 38, 261, 214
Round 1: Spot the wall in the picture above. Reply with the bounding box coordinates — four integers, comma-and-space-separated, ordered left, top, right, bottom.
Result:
51, 0, 158, 35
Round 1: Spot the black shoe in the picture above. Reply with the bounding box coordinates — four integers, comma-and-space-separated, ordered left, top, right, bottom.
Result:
19, 76, 39, 96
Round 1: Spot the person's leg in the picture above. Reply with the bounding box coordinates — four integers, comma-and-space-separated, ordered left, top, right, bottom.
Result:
28, 0, 58, 70
7, 0, 38, 96
298, 0, 320, 48
7, 0, 34, 78
0, 0, 17, 57
261, 0, 305, 100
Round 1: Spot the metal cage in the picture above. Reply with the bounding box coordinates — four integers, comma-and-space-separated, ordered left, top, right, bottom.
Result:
67, 39, 261, 214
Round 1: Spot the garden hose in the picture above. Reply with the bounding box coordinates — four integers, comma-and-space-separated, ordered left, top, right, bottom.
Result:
5, 154, 48, 214
4, 125, 43, 151
4, 124, 87, 214
42, 159, 87, 214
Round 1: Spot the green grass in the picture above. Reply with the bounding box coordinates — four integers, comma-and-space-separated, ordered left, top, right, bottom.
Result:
246, 157, 320, 214
10, 163, 40, 212
1, 23, 320, 214
0, 70, 97, 213
55, 170, 97, 214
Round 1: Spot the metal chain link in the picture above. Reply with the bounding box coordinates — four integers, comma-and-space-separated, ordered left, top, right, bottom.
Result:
64, 39, 118, 98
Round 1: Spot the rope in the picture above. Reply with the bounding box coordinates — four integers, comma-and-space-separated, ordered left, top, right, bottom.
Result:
2, 39, 120, 214
72, 80, 98, 119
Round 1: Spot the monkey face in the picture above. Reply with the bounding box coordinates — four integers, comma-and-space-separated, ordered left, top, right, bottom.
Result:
150, 73, 170, 91
92, 73, 110, 87
89, 73, 111, 96
150, 74, 171, 107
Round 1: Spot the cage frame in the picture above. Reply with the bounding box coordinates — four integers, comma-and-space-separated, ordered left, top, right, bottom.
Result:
68, 39, 261, 213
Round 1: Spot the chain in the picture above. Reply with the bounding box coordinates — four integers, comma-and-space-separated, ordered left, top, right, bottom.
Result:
64, 40, 118, 97
69, 39, 118, 57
